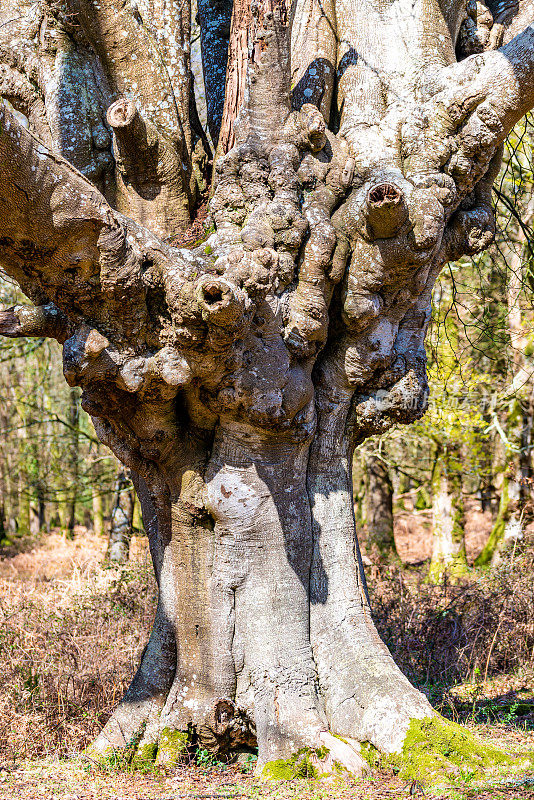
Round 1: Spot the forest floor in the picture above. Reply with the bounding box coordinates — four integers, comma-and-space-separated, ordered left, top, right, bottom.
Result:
0, 529, 533, 800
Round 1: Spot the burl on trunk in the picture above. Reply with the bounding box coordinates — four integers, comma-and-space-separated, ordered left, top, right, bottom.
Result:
0, 0, 533, 783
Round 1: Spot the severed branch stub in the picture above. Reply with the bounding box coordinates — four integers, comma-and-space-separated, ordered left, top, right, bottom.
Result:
106, 97, 193, 238
0, 304, 70, 342
366, 183, 409, 240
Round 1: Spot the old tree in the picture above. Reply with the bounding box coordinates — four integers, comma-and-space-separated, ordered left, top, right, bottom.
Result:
1, 0, 534, 782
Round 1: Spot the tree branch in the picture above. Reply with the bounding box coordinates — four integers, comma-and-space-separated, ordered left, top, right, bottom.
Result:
487, 0, 534, 46
217, 0, 251, 156
0, 100, 116, 308
107, 98, 192, 238
290, 0, 337, 120
69, 0, 192, 150
0, 303, 70, 342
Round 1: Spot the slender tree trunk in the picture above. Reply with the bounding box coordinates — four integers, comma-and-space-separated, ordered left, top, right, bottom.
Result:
364, 454, 396, 561
428, 445, 467, 582
476, 199, 534, 564
16, 422, 30, 537
107, 470, 135, 564
65, 388, 80, 537
475, 457, 522, 567
92, 488, 104, 537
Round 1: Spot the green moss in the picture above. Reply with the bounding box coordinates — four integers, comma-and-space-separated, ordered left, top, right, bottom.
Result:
390, 716, 530, 785
332, 759, 347, 775
262, 747, 328, 780
360, 741, 381, 770
131, 741, 158, 769
415, 486, 432, 510
203, 244, 213, 255
155, 728, 189, 766
84, 722, 146, 772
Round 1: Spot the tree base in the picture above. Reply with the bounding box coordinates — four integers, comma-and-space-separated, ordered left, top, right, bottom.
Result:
86, 708, 533, 788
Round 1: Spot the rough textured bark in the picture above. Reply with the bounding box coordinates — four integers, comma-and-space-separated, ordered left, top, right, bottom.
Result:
1, 0, 534, 782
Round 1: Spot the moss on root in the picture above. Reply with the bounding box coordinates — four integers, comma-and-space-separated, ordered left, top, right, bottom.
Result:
131, 741, 158, 769
155, 728, 190, 767
262, 747, 332, 780
359, 741, 381, 770
389, 716, 532, 786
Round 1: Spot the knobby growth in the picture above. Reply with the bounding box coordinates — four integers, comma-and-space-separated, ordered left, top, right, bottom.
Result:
0, 0, 533, 782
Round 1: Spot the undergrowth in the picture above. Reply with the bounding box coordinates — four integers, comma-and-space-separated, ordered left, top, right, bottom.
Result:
0, 525, 532, 779
369, 529, 534, 726
0, 530, 156, 762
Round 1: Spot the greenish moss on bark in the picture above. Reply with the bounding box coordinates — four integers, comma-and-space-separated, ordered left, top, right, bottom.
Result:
131, 741, 158, 768
359, 741, 381, 770
155, 728, 190, 766
390, 716, 531, 785
261, 746, 330, 780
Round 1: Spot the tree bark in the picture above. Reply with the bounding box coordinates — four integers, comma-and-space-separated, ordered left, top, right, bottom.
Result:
1, 0, 534, 782
364, 455, 396, 561
428, 444, 468, 582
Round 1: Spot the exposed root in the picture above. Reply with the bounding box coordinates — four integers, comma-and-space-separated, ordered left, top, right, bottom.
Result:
260, 731, 369, 780
385, 716, 533, 787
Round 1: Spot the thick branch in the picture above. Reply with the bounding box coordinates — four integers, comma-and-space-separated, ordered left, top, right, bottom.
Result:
0, 101, 116, 310
218, 0, 292, 151
0, 2, 114, 189
217, 0, 251, 156
473, 24, 534, 131
68, 0, 192, 150
0, 303, 70, 342
487, 0, 534, 45
290, 0, 337, 120
107, 98, 192, 238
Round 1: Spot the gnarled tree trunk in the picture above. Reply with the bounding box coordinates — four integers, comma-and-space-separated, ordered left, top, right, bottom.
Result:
1, 0, 533, 783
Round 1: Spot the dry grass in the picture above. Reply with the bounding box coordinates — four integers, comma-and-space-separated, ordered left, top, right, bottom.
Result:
370, 529, 534, 697
0, 758, 533, 800
0, 529, 156, 762
0, 528, 533, 798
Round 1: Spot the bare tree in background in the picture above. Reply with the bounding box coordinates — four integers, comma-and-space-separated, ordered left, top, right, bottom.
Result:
0, 0, 533, 779
107, 468, 135, 564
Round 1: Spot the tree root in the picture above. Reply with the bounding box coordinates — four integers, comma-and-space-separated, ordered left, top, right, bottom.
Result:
383, 716, 533, 788
86, 686, 532, 788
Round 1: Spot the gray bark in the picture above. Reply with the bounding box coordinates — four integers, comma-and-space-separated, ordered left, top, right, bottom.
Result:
1, 0, 534, 778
